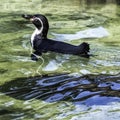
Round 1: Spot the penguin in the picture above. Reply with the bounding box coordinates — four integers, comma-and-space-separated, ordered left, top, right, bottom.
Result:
22, 14, 90, 61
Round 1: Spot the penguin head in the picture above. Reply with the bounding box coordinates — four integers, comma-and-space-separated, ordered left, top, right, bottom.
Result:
22, 14, 49, 38
30, 16, 42, 30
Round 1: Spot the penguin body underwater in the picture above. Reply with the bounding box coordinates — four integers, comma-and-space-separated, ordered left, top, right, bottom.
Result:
22, 14, 90, 61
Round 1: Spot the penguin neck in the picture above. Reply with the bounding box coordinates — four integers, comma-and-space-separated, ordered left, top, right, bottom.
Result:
34, 28, 43, 36
33, 16, 49, 39
35, 26, 48, 38
33, 27, 46, 39
31, 28, 42, 48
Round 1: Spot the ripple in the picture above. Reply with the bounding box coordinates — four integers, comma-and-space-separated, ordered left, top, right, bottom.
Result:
0, 74, 120, 106
2, 55, 33, 62
95, 60, 120, 67
52, 26, 109, 41
46, 93, 64, 102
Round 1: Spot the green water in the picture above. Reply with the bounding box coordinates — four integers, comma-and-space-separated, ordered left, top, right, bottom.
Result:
0, 0, 120, 120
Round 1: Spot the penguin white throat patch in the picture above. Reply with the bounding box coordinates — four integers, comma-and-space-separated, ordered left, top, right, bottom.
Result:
31, 17, 43, 47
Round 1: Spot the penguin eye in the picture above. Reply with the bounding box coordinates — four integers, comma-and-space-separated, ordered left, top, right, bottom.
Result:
34, 19, 39, 22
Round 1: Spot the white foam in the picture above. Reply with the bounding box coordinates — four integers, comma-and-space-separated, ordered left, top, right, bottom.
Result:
80, 69, 91, 74
4, 101, 14, 107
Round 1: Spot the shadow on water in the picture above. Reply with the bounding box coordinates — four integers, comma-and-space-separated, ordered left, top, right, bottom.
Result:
0, 74, 120, 106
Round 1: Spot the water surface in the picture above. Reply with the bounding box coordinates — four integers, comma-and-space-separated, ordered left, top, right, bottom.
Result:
0, 0, 120, 120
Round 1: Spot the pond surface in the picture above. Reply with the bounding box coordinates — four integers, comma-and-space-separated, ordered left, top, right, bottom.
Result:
0, 0, 120, 120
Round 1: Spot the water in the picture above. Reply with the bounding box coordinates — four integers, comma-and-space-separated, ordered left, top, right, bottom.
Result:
0, 0, 120, 120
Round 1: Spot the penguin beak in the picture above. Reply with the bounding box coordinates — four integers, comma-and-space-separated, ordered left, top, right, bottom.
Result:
22, 14, 34, 20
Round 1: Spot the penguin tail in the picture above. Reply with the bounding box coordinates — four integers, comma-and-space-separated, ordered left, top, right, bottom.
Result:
78, 42, 90, 57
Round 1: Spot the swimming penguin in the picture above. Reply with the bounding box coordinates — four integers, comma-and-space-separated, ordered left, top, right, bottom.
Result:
22, 14, 90, 61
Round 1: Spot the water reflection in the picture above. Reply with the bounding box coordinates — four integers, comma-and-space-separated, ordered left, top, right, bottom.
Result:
66, 0, 120, 6
0, 74, 120, 106
85, 0, 120, 5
